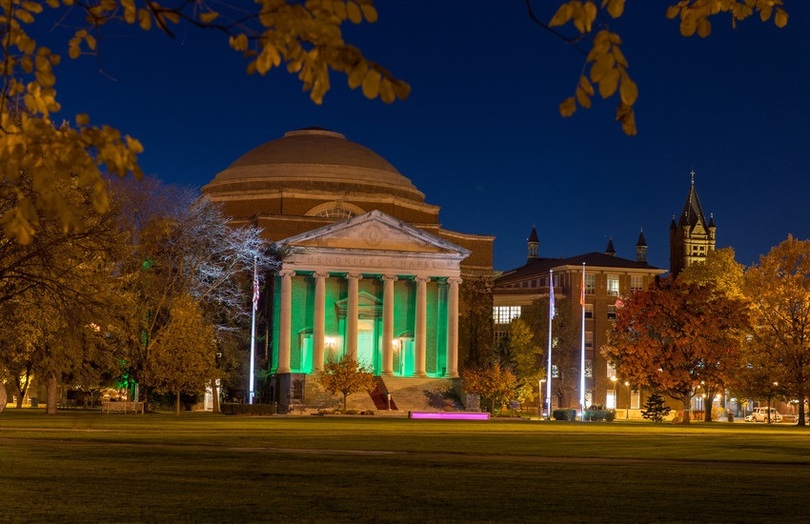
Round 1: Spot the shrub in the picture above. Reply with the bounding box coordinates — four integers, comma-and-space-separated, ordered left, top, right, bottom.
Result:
552, 409, 577, 421
583, 407, 615, 422
220, 403, 275, 416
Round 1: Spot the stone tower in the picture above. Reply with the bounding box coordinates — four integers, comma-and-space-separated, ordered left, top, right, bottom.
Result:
669, 171, 716, 276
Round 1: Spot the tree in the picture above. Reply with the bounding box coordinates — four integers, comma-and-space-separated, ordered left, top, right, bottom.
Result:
142, 294, 217, 415
521, 297, 580, 409
602, 278, 748, 424
317, 356, 376, 412
528, 0, 789, 135
678, 247, 746, 300
744, 235, 810, 426
0, 1, 407, 243
641, 393, 672, 423
461, 363, 518, 414
111, 181, 278, 407
459, 274, 494, 368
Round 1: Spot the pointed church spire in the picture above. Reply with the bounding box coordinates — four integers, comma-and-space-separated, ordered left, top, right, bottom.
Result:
527, 225, 539, 260
636, 228, 647, 262
605, 237, 616, 256
670, 171, 716, 276
679, 170, 709, 228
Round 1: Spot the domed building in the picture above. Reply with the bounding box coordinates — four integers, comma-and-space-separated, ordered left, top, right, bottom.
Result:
203, 128, 494, 412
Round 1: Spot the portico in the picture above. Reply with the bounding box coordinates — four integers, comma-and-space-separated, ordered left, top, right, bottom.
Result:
272, 210, 469, 378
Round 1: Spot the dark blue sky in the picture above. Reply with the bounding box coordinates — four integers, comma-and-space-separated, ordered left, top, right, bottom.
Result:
45, 2, 810, 272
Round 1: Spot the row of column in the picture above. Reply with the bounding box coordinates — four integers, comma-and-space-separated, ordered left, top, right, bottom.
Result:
276, 270, 461, 377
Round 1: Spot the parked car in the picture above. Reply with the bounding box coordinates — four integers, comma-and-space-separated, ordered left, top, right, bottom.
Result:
745, 407, 782, 423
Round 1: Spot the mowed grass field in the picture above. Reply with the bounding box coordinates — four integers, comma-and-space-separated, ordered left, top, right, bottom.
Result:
2, 410, 810, 523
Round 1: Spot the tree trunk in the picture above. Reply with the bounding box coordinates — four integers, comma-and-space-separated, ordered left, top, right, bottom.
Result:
176, 390, 181, 416
797, 388, 805, 426
14, 383, 24, 409
704, 392, 713, 422
0, 382, 7, 412
343, 393, 348, 412
681, 399, 691, 424
46, 375, 58, 415
212, 380, 220, 414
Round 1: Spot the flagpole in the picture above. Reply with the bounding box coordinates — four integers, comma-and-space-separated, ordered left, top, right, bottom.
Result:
580, 263, 586, 419
546, 269, 554, 419
249, 257, 258, 405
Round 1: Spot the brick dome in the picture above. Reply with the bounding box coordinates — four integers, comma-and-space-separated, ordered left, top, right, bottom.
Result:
203, 128, 425, 202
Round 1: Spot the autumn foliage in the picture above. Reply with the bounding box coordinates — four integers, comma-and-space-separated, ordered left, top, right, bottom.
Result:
602, 277, 748, 423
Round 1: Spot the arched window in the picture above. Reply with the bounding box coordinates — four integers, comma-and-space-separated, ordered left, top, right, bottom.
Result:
305, 201, 365, 219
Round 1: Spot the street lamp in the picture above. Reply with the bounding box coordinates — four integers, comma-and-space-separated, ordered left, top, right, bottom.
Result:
624, 381, 630, 419
539, 379, 546, 418
610, 376, 618, 410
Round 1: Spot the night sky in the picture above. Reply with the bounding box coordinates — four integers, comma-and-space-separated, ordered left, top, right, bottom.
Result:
44, 2, 810, 272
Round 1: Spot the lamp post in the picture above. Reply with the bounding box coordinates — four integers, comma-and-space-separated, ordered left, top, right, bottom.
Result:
539, 378, 546, 418
624, 381, 630, 419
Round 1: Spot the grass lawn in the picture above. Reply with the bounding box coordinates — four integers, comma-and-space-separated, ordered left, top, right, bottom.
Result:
2, 410, 810, 523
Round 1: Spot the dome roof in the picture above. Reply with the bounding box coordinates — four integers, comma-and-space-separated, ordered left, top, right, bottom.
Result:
204, 128, 425, 202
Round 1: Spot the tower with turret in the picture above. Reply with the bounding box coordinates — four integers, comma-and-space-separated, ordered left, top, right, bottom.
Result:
669, 171, 716, 276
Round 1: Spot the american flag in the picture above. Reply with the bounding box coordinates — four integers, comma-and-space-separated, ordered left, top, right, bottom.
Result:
252, 275, 259, 311
549, 271, 556, 320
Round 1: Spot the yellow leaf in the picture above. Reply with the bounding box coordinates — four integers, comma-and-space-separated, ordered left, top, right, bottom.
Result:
775, 9, 788, 28
605, 0, 624, 19
76, 114, 90, 126
199, 11, 219, 24
680, 17, 696, 37
619, 74, 638, 105
549, 3, 573, 27
576, 86, 592, 109
665, 5, 680, 19
347, 1, 362, 24
759, 6, 773, 23
361, 69, 381, 99
360, 3, 378, 23
697, 18, 711, 38
379, 78, 395, 104
579, 75, 595, 96
138, 9, 152, 31
85, 34, 97, 51
559, 97, 576, 117
590, 53, 615, 83
229, 34, 249, 52
348, 62, 368, 89
598, 68, 619, 98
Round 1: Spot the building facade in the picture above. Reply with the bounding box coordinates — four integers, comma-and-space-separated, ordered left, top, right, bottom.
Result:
493, 228, 666, 411
202, 128, 494, 411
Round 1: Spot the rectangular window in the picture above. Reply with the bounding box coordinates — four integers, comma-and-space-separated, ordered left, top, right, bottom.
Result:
585, 331, 594, 349
631, 275, 644, 292
606, 362, 617, 378
607, 304, 617, 320
585, 358, 593, 377
585, 274, 596, 295
631, 390, 641, 410
607, 274, 620, 296
584, 304, 594, 319
606, 390, 617, 409
493, 306, 521, 324
551, 365, 560, 379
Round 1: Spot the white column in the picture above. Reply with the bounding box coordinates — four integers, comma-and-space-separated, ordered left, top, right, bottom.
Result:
346, 273, 362, 360
312, 271, 328, 372
446, 276, 462, 378
277, 269, 295, 374
414, 275, 430, 377
381, 275, 397, 376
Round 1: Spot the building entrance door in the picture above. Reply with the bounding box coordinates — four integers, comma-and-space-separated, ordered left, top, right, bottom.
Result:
357, 318, 378, 373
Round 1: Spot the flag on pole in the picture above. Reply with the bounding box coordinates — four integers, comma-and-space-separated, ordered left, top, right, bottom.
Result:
252, 274, 260, 311
549, 271, 556, 320
579, 266, 585, 306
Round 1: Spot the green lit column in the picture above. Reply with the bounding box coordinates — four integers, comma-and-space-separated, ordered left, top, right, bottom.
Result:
346, 273, 362, 360
446, 276, 462, 378
415, 275, 430, 377
312, 271, 328, 372
381, 274, 397, 375
277, 269, 295, 373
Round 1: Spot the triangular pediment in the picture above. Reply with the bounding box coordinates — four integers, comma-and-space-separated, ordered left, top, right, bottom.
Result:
278, 210, 470, 256
334, 291, 382, 318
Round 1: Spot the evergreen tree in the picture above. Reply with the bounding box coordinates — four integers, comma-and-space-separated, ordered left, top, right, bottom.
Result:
641, 393, 671, 423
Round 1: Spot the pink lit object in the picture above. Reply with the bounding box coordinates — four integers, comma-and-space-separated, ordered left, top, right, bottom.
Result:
409, 412, 489, 420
